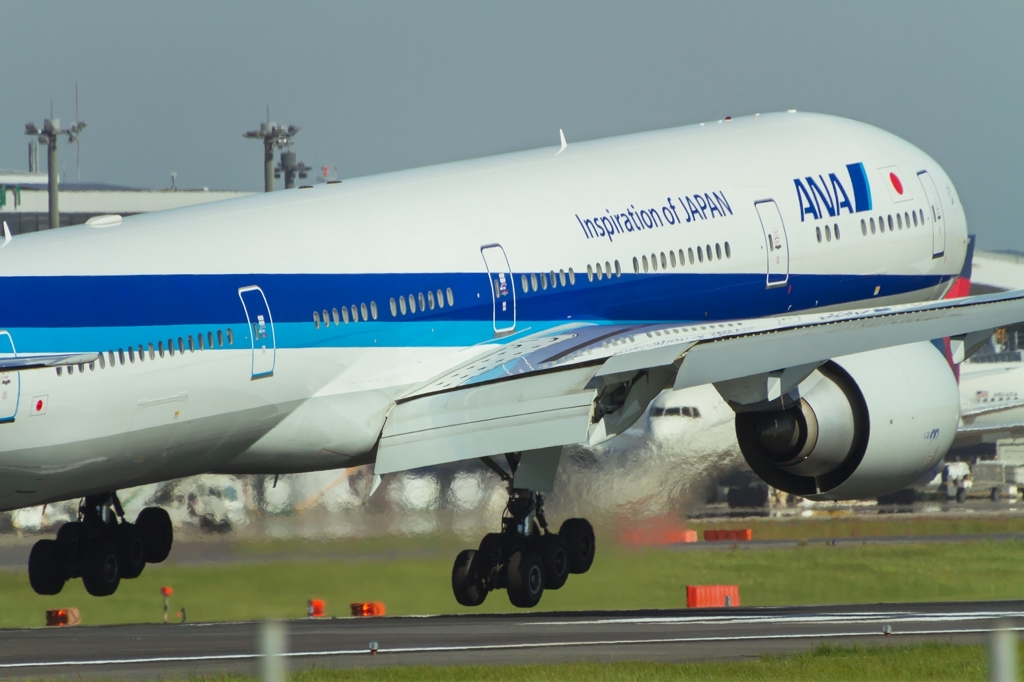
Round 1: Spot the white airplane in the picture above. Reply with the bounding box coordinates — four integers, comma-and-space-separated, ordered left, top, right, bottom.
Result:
3, 111, 1023, 609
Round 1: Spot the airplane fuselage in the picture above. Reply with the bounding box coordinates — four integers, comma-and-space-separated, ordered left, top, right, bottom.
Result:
0, 112, 968, 510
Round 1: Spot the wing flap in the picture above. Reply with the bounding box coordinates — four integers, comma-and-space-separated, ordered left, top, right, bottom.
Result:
0, 353, 100, 371
375, 365, 598, 475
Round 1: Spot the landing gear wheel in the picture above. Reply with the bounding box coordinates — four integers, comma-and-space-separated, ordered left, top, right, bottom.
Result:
507, 549, 544, 608
560, 518, 595, 574
452, 549, 486, 607
136, 507, 173, 563
81, 543, 120, 597
116, 523, 146, 579
539, 534, 569, 590
28, 539, 66, 596
956, 487, 967, 503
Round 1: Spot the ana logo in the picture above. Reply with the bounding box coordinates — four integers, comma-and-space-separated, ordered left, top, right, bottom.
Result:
794, 162, 873, 222
924, 428, 940, 441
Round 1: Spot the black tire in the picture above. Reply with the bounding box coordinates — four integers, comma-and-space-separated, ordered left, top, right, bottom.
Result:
136, 507, 173, 563
477, 533, 504, 566
81, 542, 120, 597
956, 487, 966, 503
539, 534, 569, 590
559, 518, 595, 574
452, 549, 486, 607
116, 523, 146, 579
507, 550, 544, 608
28, 539, 66, 596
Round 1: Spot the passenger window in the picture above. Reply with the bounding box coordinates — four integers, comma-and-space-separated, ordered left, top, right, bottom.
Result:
595, 263, 603, 280
870, 217, 876, 234
521, 274, 529, 293
559, 270, 567, 286
697, 246, 704, 262
158, 341, 164, 358
217, 330, 224, 347
207, 332, 214, 348
361, 303, 369, 321
529, 273, 537, 290
404, 296, 413, 314
89, 361, 95, 371
825, 225, 832, 241
834, 224, 840, 240
390, 298, 398, 317
418, 293, 426, 312
678, 248, 685, 266
437, 289, 445, 308
542, 272, 549, 289
198, 334, 204, 351
861, 219, 867, 236
398, 296, 407, 315
706, 244, 712, 260
167, 339, 174, 357
68, 364, 73, 375
920, 209, 925, 223
888, 215, 894, 231
614, 261, 621, 277
688, 248, 695, 264
670, 250, 677, 268
227, 328, 234, 345
904, 212, 910, 228
586, 265, 593, 282
715, 243, 722, 259
351, 304, 359, 321
188, 336, 194, 353
99, 354, 106, 369
724, 242, 731, 258
118, 348, 125, 365
913, 211, 918, 227
177, 337, 185, 354
660, 252, 667, 269
446, 287, 454, 306
651, 254, 658, 272
492, 279, 500, 298
549, 270, 557, 288
138, 345, 145, 362
108, 350, 115, 366
128, 346, 136, 363
605, 261, 612, 278
56, 366, 62, 376
633, 256, 640, 274
313, 311, 320, 329
332, 308, 340, 325
897, 213, 903, 230
371, 301, 378, 319
642, 255, 649, 272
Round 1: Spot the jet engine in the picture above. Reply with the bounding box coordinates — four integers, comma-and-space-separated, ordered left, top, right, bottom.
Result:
731, 342, 959, 500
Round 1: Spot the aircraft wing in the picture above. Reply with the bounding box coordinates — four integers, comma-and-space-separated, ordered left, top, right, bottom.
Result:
0, 352, 100, 371
375, 289, 1024, 475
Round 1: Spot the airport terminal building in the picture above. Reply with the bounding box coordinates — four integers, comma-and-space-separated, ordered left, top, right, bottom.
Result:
0, 170, 251, 234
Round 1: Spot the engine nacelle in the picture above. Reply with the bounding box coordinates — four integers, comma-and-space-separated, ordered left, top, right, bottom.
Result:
733, 342, 959, 500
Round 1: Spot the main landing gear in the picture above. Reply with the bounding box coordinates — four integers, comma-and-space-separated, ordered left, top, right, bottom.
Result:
28, 493, 173, 597
452, 485, 595, 609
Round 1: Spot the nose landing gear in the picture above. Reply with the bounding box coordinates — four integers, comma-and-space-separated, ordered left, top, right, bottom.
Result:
452, 478, 595, 609
27, 493, 174, 597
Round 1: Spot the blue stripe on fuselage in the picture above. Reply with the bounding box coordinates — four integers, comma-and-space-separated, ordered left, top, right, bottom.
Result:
0, 271, 950, 353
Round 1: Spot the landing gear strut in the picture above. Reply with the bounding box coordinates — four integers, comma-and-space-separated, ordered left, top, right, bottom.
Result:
28, 493, 173, 597
452, 459, 595, 609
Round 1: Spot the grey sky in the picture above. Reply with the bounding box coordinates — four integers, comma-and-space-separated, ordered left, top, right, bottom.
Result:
2, 1, 1022, 249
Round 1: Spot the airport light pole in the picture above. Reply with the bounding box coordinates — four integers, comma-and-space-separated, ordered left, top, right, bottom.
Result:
244, 122, 300, 192
25, 117, 85, 229
275, 151, 313, 190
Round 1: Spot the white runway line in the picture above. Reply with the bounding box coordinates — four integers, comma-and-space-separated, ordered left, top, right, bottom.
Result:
531, 610, 1024, 627
2, 625, 1023, 669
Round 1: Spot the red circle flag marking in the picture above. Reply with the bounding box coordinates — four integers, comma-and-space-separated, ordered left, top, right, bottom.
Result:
889, 172, 904, 195
35, 400, 43, 412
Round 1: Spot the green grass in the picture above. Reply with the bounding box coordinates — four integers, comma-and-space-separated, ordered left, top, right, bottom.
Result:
684, 513, 1024, 541
4, 538, 1024, 628
87, 642, 1007, 681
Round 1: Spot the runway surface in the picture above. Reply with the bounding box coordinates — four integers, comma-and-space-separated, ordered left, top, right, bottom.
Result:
2, 601, 1023, 678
